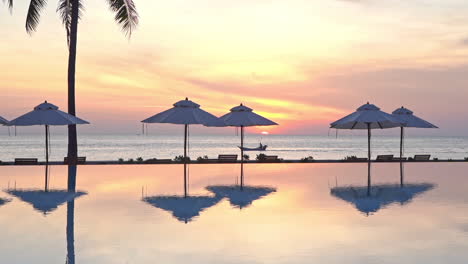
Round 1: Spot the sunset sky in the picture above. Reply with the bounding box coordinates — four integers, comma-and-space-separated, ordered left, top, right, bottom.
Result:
1, 0, 468, 135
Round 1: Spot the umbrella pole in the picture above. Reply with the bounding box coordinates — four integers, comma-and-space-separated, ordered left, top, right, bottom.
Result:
45, 125, 49, 192
240, 126, 244, 190
184, 124, 188, 198
367, 123, 371, 197
400, 126, 404, 160
400, 162, 404, 188
400, 126, 404, 187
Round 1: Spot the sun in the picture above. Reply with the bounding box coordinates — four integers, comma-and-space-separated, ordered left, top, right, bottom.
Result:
261, 131, 269, 135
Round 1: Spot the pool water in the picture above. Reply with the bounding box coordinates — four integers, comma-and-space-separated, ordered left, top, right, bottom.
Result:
0, 163, 467, 264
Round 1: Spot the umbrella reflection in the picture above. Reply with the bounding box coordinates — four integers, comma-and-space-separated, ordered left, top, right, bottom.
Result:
0, 197, 11, 207
206, 185, 276, 209
330, 183, 435, 215
3, 165, 82, 263
5, 165, 86, 216
6, 189, 85, 215
143, 195, 222, 223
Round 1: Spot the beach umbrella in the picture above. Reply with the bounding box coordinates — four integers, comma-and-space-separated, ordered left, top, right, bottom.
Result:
143, 195, 222, 223
330, 183, 434, 216
330, 103, 403, 195
392, 107, 437, 186
142, 98, 224, 197
220, 104, 278, 189
6, 189, 86, 215
392, 106, 438, 160
206, 185, 276, 209
8, 101, 89, 191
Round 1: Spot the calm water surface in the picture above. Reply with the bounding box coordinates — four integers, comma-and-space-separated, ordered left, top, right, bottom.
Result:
0, 163, 467, 263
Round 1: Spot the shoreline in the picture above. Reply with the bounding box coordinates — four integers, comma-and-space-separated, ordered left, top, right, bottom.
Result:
0, 159, 467, 166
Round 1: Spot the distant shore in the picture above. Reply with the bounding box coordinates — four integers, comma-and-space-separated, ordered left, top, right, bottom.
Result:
1, 159, 467, 166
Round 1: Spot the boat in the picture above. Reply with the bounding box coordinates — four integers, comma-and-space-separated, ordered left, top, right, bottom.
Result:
238, 144, 267, 151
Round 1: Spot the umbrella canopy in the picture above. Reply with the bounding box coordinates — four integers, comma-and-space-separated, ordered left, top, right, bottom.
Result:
8, 101, 89, 126
143, 195, 222, 223
331, 103, 402, 129
392, 107, 438, 128
6, 189, 86, 215
206, 185, 276, 209
0, 116, 8, 125
219, 104, 278, 127
219, 104, 278, 189
142, 98, 224, 126
330, 183, 434, 215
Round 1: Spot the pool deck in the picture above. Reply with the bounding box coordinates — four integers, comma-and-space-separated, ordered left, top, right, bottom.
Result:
1, 159, 467, 166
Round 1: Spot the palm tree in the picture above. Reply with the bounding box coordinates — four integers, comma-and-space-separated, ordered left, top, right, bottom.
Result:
3, 0, 139, 163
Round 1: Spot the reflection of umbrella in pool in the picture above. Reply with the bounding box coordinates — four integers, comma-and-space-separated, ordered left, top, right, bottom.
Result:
6, 189, 86, 215
330, 183, 434, 215
143, 195, 222, 223
8, 101, 89, 191
206, 185, 276, 209
331, 103, 403, 195
219, 104, 278, 189
0, 197, 11, 207
142, 98, 224, 197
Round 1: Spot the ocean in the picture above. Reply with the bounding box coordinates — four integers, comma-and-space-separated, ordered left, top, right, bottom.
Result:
0, 133, 467, 161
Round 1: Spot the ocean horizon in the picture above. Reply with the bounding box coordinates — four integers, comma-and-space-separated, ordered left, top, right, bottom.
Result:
1, 134, 466, 161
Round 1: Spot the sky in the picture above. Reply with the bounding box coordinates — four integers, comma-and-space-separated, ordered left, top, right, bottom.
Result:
1, 0, 468, 135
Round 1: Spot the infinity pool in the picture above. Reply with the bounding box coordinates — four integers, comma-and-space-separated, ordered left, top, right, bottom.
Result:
0, 163, 467, 264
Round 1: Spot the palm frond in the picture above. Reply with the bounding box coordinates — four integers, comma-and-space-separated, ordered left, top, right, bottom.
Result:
25, 0, 47, 33
106, 0, 139, 37
3, 0, 14, 11
57, 0, 84, 46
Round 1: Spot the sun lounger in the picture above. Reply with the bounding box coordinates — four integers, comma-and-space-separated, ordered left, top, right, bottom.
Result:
15, 158, 38, 165
376, 155, 394, 161
141, 158, 173, 164
64, 157, 86, 164
218, 154, 238, 162
413, 155, 431, 161
344, 157, 368, 161
392, 157, 407, 161
263, 155, 280, 162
